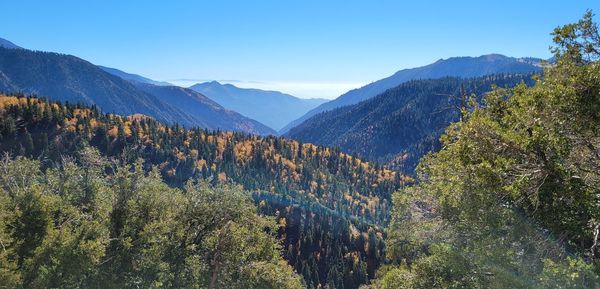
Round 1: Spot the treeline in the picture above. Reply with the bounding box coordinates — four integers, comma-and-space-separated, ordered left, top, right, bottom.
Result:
0, 152, 304, 288
366, 11, 600, 289
0, 94, 404, 288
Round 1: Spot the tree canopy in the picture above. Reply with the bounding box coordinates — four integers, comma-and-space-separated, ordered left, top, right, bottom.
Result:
367, 10, 600, 289
0, 151, 304, 289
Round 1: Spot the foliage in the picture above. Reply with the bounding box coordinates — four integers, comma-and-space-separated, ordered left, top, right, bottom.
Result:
0, 95, 403, 288
0, 154, 304, 289
369, 11, 600, 289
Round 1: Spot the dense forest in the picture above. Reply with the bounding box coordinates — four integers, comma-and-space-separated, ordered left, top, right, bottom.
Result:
286, 74, 537, 172
0, 154, 304, 288
365, 11, 600, 289
0, 94, 403, 288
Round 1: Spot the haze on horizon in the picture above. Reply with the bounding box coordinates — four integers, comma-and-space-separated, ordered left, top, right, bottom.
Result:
3, 0, 599, 99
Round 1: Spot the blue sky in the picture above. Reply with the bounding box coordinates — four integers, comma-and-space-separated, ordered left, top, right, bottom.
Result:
3, 1, 599, 98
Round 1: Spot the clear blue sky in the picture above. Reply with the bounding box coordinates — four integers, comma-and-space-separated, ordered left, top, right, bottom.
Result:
3, 0, 599, 98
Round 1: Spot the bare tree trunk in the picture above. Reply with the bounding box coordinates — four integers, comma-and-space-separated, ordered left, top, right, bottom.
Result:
591, 221, 600, 259
209, 262, 221, 289
208, 221, 231, 289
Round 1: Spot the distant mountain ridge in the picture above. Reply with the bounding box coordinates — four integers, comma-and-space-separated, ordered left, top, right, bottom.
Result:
190, 81, 327, 131
0, 45, 274, 135
134, 82, 275, 134
99, 66, 172, 86
286, 74, 537, 172
0, 37, 22, 49
280, 54, 544, 133
0, 47, 192, 124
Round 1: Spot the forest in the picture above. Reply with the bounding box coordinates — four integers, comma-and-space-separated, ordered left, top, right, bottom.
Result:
0, 92, 403, 288
0, 153, 304, 288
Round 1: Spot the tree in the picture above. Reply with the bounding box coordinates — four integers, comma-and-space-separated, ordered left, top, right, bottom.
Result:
552, 10, 600, 64
370, 11, 600, 289
0, 154, 304, 289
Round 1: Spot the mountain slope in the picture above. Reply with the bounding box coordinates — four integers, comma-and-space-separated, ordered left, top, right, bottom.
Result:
286, 74, 536, 172
0, 94, 402, 288
190, 81, 327, 131
134, 83, 276, 135
99, 65, 172, 86
0, 47, 197, 126
0, 46, 273, 135
0, 37, 22, 49
280, 54, 543, 133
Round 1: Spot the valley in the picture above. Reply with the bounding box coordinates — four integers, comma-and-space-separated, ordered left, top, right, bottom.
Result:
1, 5, 599, 289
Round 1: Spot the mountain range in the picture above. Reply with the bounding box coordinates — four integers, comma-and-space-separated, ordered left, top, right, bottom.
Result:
98, 65, 172, 86
0, 38, 274, 135
133, 82, 274, 134
280, 54, 545, 133
285, 74, 537, 172
190, 81, 327, 131
0, 36, 548, 143
0, 35, 564, 289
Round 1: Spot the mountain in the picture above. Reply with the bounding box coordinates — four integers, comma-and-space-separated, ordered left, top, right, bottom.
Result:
280, 54, 544, 133
0, 46, 273, 135
0, 94, 402, 288
0, 47, 196, 125
0, 37, 22, 49
98, 65, 172, 86
134, 83, 276, 135
190, 81, 327, 131
285, 74, 537, 173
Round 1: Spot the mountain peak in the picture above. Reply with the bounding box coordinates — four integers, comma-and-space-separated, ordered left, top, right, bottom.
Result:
481, 53, 509, 60
433, 54, 510, 64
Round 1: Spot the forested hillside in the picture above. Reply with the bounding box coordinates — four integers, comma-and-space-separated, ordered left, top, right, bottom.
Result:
280, 54, 543, 134
0, 155, 304, 288
0, 47, 194, 126
286, 74, 536, 172
366, 11, 600, 289
0, 47, 274, 135
0, 94, 404, 288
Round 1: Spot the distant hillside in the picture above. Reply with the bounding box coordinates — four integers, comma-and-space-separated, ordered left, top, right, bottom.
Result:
0, 37, 22, 49
0, 47, 197, 126
134, 83, 276, 135
0, 46, 273, 135
286, 74, 537, 172
99, 65, 172, 86
190, 81, 327, 131
281, 54, 544, 133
